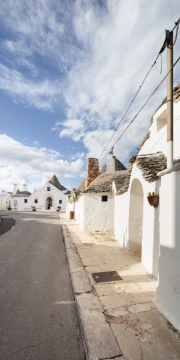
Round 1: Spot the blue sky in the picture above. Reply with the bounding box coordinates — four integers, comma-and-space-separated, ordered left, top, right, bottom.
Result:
0, 0, 180, 192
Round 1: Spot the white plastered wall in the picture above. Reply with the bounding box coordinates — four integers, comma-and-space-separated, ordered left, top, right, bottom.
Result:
114, 165, 160, 279
155, 168, 180, 331
138, 101, 180, 159
74, 195, 85, 230
131, 166, 160, 278
0, 193, 9, 210
80, 192, 114, 232
114, 189, 129, 247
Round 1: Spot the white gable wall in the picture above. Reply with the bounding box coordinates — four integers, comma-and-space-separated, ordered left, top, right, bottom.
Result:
129, 165, 160, 278
139, 101, 180, 159
0, 192, 10, 210
114, 164, 160, 279
113, 96, 180, 329
74, 195, 85, 229
30, 182, 67, 210
114, 190, 129, 247
155, 167, 180, 331
82, 193, 114, 232
114, 99, 180, 280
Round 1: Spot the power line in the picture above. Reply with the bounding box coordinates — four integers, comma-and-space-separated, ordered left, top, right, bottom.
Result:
98, 18, 180, 163
99, 55, 180, 165
98, 52, 160, 161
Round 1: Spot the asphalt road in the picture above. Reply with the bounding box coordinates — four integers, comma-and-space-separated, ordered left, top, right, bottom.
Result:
0, 211, 85, 360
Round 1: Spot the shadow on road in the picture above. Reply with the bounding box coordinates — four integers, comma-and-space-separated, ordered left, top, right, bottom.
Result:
0, 217, 15, 236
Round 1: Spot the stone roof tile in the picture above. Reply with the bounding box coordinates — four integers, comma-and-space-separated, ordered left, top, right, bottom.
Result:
83, 170, 128, 193
48, 174, 67, 191
136, 153, 167, 182
76, 179, 85, 193
10, 191, 31, 198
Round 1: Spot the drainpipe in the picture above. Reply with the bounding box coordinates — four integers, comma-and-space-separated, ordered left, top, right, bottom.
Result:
166, 30, 173, 169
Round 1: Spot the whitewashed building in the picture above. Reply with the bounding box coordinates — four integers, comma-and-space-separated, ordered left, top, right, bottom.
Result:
68, 83, 180, 331
68, 151, 127, 232
0, 191, 12, 210
1, 175, 69, 211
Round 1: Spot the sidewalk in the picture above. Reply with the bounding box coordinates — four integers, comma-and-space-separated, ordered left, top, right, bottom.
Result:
60, 212, 180, 360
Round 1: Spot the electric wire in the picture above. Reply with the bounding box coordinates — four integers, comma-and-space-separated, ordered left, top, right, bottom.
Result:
98, 52, 160, 161
99, 55, 180, 165
98, 18, 180, 163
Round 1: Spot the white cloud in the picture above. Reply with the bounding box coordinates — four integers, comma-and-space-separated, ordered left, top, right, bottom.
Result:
0, 64, 63, 110
59, 0, 180, 162
0, 0, 180, 173
0, 134, 84, 192
69, 152, 85, 161
59, 118, 85, 141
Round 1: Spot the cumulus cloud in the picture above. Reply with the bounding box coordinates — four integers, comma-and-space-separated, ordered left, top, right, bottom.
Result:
0, 64, 63, 110
57, 0, 180, 162
0, 0, 180, 180
0, 134, 84, 191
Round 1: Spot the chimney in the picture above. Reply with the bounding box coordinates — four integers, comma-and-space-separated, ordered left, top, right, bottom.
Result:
23, 184, 27, 192
85, 158, 99, 189
106, 147, 115, 172
13, 184, 17, 195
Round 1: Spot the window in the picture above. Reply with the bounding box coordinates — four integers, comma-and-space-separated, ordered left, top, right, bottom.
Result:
59, 200, 62, 204
24, 199, 28, 203
34, 198, 38, 204
47, 186, 51, 191
102, 195, 108, 202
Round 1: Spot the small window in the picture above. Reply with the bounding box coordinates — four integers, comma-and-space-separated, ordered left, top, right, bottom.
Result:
102, 195, 108, 202
59, 200, 62, 204
34, 198, 38, 204
24, 199, 28, 203
47, 186, 51, 191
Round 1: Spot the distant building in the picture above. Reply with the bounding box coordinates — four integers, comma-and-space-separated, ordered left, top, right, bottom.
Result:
0, 191, 12, 211
0, 175, 69, 211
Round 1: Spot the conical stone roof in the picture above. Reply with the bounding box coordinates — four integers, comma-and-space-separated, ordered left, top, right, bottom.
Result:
48, 175, 67, 191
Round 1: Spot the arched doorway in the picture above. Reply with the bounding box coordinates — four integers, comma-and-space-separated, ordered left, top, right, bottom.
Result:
46, 196, 52, 210
128, 179, 143, 254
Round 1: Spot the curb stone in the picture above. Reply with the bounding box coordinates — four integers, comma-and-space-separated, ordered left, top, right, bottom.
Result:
61, 223, 124, 360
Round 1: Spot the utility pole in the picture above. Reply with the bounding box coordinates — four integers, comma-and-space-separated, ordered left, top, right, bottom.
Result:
166, 30, 173, 169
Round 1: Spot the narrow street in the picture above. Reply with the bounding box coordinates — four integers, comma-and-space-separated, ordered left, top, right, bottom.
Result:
0, 211, 85, 360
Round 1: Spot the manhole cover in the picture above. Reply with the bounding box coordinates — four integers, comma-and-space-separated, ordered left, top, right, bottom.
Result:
92, 271, 123, 283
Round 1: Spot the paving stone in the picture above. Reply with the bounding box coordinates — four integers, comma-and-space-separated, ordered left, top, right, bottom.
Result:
85, 265, 103, 273
94, 283, 117, 296
131, 290, 156, 304
99, 293, 134, 309
111, 309, 180, 360
105, 307, 129, 317
71, 269, 92, 294
76, 293, 122, 360
115, 282, 141, 294
110, 322, 144, 360
138, 280, 158, 290
65, 249, 83, 272
128, 302, 152, 314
